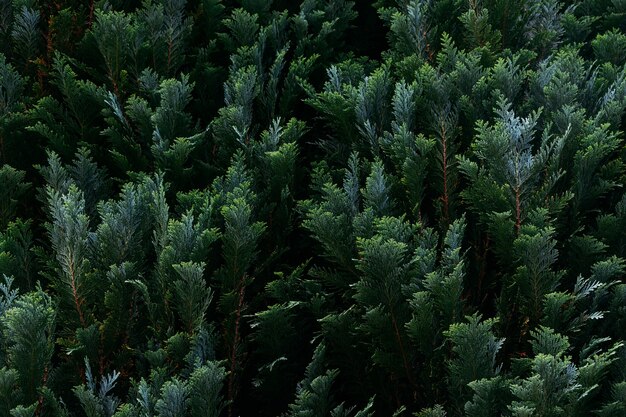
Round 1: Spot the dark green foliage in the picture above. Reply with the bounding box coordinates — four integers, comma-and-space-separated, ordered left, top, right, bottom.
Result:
445, 314, 503, 406
1, 288, 55, 405
0, 1, 625, 416
0, 165, 29, 229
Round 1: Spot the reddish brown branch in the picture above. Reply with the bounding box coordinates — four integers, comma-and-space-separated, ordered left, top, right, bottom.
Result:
46, 19, 54, 61
422, 29, 434, 62
227, 280, 246, 417
515, 187, 522, 234
440, 118, 450, 220
390, 309, 416, 392
167, 39, 173, 74
87, 0, 95, 29
35, 366, 49, 416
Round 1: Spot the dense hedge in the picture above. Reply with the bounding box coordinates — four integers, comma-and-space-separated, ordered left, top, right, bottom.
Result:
1, 1, 626, 416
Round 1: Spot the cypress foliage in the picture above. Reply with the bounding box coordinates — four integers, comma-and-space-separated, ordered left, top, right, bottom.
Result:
0, 1, 625, 416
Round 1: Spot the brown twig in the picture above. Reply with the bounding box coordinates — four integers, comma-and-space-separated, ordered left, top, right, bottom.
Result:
440, 117, 450, 221
227, 279, 246, 417
515, 186, 522, 234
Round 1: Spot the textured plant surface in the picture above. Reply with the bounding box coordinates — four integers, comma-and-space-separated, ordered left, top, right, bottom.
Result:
1, 0, 626, 416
